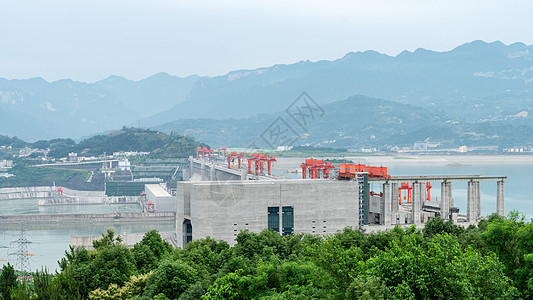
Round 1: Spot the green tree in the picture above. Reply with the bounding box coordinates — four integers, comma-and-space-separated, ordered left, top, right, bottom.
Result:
143, 259, 198, 299
202, 270, 245, 300
33, 268, 59, 300
92, 229, 123, 250
0, 263, 17, 300
133, 230, 172, 273
89, 244, 137, 290
346, 276, 390, 300
480, 211, 533, 297
422, 217, 464, 239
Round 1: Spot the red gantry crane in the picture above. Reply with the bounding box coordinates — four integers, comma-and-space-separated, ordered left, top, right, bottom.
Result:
337, 163, 391, 180
227, 152, 245, 169
218, 146, 227, 158
301, 159, 336, 179
247, 154, 276, 175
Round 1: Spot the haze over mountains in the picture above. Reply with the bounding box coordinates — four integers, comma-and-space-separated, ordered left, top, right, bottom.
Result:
1, 40, 533, 149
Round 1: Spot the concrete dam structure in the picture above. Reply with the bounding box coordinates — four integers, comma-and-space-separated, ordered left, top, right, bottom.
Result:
368, 175, 506, 227
177, 154, 507, 247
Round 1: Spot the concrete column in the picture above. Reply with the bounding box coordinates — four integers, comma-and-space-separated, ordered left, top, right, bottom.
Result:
497, 180, 505, 216
241, 166, 247, 181
412, 182, 422, 225
189, 156, 193, 177
200, 159, 206, 181
447, 182, 453, 208
391, 182, 399, 213
440, 181, 450, 220
383, 183, 391, 226
475, 181, 481, 219
209, 163, 215, 181
467, 180, 476, 223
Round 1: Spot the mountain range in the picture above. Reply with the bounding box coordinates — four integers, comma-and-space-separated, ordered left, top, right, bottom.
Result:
1, 40, 532, 149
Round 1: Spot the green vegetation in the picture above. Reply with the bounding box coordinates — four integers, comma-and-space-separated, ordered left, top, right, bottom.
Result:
3, 213, 533, 299
47, 127, 209, 159
0, 135, 26, 148
0, 165, 88, 188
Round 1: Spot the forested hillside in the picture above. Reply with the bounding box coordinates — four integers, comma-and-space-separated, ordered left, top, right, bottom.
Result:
2, 213, 532, 299
36, 128, 209, 159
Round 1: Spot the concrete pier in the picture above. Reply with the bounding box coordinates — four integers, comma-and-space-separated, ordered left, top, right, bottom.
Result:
391, 182, 399, 213
467, 180, 481, 222
412, 182, 422, 224
440, 181, 452, 220
475, 181, 481, 218
447, 181, 453, 208
383, 183, 391, 226
210, 162, 215, 181
200, 159, 206, 181
497, 180, 505, 216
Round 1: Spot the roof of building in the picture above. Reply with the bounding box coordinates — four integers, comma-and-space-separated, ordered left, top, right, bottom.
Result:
145, 184, 171, 197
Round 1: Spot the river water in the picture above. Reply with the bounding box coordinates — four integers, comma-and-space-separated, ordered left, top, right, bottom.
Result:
1, 155, 532, 272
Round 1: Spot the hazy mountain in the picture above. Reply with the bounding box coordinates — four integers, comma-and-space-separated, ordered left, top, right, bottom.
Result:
153, 94, 533, 150
3, 40, 533, 148
143, 40, 533, 127
0, 73, 199, 140
152, 95, 440, 148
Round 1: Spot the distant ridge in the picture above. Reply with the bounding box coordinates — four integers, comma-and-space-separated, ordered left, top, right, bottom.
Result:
1, 40, 532, 149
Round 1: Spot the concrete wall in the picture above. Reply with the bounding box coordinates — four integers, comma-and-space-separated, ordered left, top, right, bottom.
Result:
71, 231, 177, 249
0, 186, 54, 200
0, 212, 175, 223
190, 159, 243, 182
145, 184, 175, 212
177, 179, 359, 247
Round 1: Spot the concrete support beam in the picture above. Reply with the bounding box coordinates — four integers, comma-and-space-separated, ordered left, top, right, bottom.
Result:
467, 181, 474, 222
467, 180, 480, 222
497, 180, 505, 216
241, 167, 247, 181
475, 181, 481, 218
412, 182, 422, 225
440, 181, 450, 220
391, 182, 399, 213
447, 182, 453, 208
200, 159, 206, 181
383, 183, 391, 226
209, 163, 215, 181
189, 156, 193, 180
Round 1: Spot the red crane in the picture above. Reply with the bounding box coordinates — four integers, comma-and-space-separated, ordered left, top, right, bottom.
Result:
266, 156, 276, 176
227, 152, 244, 169
426, 182, 432, 201
206, 148, 214, 161
301, 159, 335, 179
338, 163, 390, 180
218, 146, 227, 158
196, 146, 203, 160
399, 182, 412, 204
248, 154, 261, 175
146, 201, 155, 212
323, 161, 335, 179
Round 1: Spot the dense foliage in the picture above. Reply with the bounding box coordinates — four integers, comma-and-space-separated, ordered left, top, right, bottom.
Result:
2, 213, 533, 299
47, 127, 209, 158
0, 165, 88, 188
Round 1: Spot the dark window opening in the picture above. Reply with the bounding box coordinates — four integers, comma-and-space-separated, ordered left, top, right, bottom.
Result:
268, 207, 280, 233
282, 206, 294, 236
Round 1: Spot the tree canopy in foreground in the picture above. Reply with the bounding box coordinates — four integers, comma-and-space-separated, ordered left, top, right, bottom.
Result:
2, 212, 533, 299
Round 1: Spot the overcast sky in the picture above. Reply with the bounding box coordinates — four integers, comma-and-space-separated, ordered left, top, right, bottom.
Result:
1, 0, 532, 82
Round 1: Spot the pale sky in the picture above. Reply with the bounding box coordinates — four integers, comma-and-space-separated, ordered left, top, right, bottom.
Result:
1, 0, 532, 82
